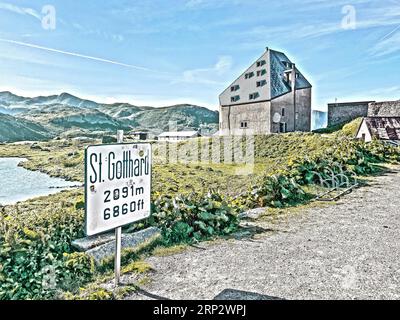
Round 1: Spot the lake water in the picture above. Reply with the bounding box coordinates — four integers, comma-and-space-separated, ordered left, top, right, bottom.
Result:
0, 158, 79, 205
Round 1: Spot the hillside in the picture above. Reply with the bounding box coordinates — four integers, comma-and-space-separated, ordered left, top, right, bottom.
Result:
0, 113, 51, 142
0, 91, 219, 141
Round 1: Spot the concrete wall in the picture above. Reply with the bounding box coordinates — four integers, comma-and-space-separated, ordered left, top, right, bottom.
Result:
219, 51, 271, 107
270, 88, 311, 133
368, 101, 400, 116
219, 101, 271, 135
295, 87, 312, 132
327, 102, 372, 127
220, 87, 311, 135
356, 119, 372, 142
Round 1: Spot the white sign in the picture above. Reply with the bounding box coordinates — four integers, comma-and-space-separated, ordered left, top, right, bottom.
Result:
85, 143, 152, 236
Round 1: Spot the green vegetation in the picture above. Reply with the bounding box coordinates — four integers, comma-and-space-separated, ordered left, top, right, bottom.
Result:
151, 191, 240, 245
0, 91, 219, 141
313, 117, 362, 136
0, 113, 51, 142
1, 129, 399, 300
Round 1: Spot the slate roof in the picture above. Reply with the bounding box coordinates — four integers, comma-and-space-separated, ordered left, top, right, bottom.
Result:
362, 117, 400, 141
269, 49, 312, 99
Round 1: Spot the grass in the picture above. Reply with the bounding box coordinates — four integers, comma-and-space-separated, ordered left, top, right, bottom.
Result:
152, 244, 188, 257
0, 132, 341, 198
1, 125, 398, 300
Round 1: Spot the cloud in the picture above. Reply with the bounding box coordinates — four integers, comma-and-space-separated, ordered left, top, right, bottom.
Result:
370, 31, 400, 56
0, 2, 40, 20
0, 38, 152, 71
175, 56, 233, 85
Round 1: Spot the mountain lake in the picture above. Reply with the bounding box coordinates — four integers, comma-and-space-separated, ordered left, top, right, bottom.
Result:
0, 157, 79, 205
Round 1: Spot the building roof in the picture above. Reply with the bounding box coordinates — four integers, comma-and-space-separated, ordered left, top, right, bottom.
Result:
359, 117, 400, 141
158, 131, 200, 138
219, 47, 312, 106
269, 49, 312, 98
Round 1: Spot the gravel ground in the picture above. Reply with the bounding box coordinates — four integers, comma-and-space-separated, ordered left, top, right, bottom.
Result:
126, 168, 400, 300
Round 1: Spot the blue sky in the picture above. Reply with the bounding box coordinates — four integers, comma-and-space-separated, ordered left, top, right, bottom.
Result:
0, 0, 399, 111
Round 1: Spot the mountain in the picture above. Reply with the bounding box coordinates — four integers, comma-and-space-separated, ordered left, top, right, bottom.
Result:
0, 92, 100, 114
0, 113, 51, 142
0, 91, 219, 141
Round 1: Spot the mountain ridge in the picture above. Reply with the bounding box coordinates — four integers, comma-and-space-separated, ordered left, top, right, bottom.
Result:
0, 91, 219, 142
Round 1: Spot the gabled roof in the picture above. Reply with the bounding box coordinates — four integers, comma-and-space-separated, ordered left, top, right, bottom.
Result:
219, 48, 312, 105
158, 131, 200, 138
358, 117, 400, 141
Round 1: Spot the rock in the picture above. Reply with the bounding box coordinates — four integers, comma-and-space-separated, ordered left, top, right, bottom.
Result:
238, 207, 267, 220
85, 227, 161, 264
72, 232, 116, 252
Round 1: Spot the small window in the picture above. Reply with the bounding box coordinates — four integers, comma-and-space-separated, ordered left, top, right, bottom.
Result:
256, 60, 266, 67
284, 73, 290, 83
257, 69, 267, 76
296, 73, 300, 79
282, 108, 285, 117
240, 121, 249, 129
279, 122, 287, 133
249, 92, 260, 100
283, 61, 292, 69
230, 85, 240, 92
245, 72, 254, 79
231, 95, 240, 103
256, 80, 267, 87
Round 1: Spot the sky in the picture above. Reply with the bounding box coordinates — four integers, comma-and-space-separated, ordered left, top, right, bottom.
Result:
0, 0, 399, 111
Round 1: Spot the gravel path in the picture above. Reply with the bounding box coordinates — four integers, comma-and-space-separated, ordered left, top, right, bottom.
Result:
127, 167, 400, 300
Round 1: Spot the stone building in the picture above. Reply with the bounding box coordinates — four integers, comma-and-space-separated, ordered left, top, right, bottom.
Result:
219, 48, 312, 135
356, 117, 400, 144
328, 100, 400, 127
327, 101, 374, 127
368, 101, 400, 117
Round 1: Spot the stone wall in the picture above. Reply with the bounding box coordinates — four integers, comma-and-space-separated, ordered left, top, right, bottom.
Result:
327, 101, 373, 127
368, 101, 400, 116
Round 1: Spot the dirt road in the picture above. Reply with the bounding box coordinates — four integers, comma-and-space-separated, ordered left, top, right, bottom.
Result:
126, 167, 400, 300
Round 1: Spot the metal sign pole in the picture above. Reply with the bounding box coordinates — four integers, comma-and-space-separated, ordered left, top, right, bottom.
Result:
115, 130, 124, 287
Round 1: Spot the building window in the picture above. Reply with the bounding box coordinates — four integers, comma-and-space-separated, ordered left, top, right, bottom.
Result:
282, 61, 292, 69
279, 122, 287, 133
282, 108, 285, 117
231, 95, 240, 103
256, 60, 266, 67
284, 72, 290, 83
245, 72, 254, 79
296, 73, 300, 79
249, 92, 259, 100
240, 121, 249, 129
256, 80, 267, 87
230, 85, 240, 92
257, 69, 267, 76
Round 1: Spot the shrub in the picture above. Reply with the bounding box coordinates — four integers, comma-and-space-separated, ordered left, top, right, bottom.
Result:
151, 191, 240, 245
62, 252, 95, 290
238, 174, 308, 209
0, 193, 91, 300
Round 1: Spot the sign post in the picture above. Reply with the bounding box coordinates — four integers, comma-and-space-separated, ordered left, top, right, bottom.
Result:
84, 130, 152, 287
115, 130, 124, 286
